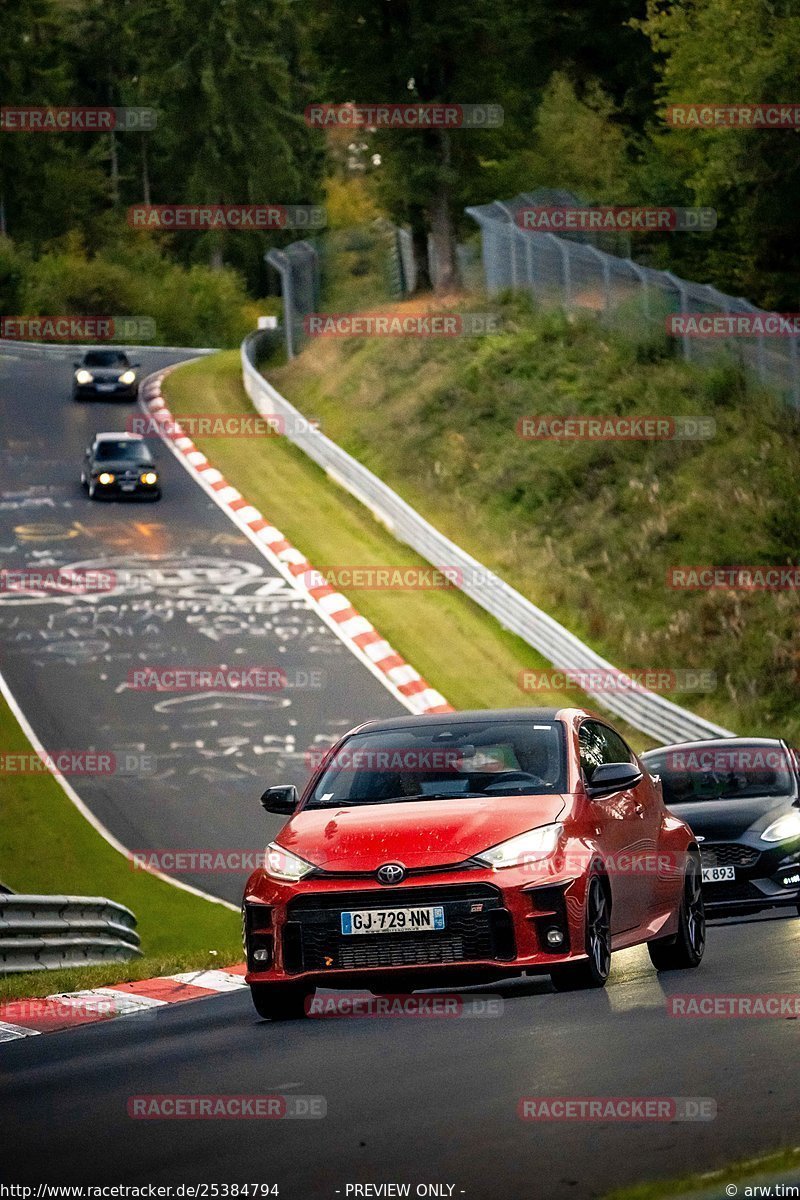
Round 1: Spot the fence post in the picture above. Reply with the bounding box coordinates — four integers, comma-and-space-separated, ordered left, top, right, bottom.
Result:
547, 234, 572, 306
627, 260, 651, 319
265, 249, 296, 360
790, 331, 800, 408
583, 244, 611, 312
663, 271, 691, 362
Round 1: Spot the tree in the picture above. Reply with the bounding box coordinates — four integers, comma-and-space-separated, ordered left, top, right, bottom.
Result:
634, 0, 800, 307
132, 0, 324, 284
310, 0, 538, 292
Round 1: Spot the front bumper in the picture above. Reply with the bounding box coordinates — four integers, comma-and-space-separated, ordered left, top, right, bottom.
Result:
700, 840, 800, 914
90, 477, 160, 500
74, 382, 138, 401
244, 871, 587, 988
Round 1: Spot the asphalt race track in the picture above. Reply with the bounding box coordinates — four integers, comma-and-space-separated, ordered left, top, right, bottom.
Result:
2, 348, 800, 1200
3, 913, 800, 1198
0, 344, 401, 903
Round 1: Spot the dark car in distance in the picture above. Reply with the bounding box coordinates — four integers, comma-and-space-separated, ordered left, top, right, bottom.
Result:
81, 432, 161, 501
642, 738, 800, 916
73, 350, 140, 401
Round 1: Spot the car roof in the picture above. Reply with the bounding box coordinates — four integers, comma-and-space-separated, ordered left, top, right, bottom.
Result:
348, 707, 597, 735
642, 736, 786, 758
93, 432, 144, 443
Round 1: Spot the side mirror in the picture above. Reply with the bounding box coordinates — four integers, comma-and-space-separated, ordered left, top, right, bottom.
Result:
73, 361, 80, 369
586, 762, 643, 799
260, 784, 299, 814
132, 362, 141, 369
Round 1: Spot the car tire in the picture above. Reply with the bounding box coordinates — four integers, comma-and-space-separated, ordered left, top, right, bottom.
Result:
87, 482, 98, 500
550, 875, 612, 991
648, 852, 705, 971
249, 984, 311, 1021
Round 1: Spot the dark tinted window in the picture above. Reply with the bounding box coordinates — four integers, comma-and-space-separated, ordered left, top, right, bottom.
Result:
600, 726, 634, 765
579, 722, 605, 779
307, 719, 567, 808
94, 440, 152, 463
644, 743, 795, 804
579, 722, 634, 781
84, 351, 130, 368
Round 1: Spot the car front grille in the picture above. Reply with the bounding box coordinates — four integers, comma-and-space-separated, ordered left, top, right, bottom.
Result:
700, 843, 760, 869
283, 883, 515, 974
703, 880, 766, 904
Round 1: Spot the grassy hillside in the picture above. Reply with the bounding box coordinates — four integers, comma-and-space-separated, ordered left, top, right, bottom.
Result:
266, 296, 800, 743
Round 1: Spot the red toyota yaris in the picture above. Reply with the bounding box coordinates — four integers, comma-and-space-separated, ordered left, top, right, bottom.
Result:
242, 708, 705, 1019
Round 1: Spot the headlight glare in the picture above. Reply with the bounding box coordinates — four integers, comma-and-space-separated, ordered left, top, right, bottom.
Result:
140, 471, 158, 485
97, 472, 115, 485
761, 811, 800, 843
75, 369, 93, 384
119, 370, 136, 385
474, 822, 563, 869
264, 841, 315, 882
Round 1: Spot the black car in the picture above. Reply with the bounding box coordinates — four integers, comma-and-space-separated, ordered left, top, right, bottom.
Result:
81, 432, 161, 500
73, 350, 140, 400
642, 738, 800, 916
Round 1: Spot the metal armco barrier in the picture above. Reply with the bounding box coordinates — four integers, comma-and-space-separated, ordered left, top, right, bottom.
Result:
241, 331, 735, 745
0, 895, 141, 974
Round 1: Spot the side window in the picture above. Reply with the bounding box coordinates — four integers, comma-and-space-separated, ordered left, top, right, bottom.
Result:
579, 722, 606, 781
599, 726, 635, 766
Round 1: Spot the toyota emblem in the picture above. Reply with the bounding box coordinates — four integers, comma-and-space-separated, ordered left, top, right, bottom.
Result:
376, 862, 406, 885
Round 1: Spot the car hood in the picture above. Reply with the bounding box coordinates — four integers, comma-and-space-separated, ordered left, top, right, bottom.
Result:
278, 793, 567, 870
667, 794, 795, 840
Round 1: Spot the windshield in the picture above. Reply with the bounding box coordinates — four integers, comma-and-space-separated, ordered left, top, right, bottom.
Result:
84, 351, 130, 368
306, 719, 567, 808
94, 440, 152, 463
645, 743, 795, 804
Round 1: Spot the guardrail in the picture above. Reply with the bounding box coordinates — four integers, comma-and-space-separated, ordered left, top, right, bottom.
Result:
0, 895, 141, 975
241, 330, 734, 745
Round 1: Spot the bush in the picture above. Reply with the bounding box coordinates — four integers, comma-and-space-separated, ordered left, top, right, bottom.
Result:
13, 236, 264, 348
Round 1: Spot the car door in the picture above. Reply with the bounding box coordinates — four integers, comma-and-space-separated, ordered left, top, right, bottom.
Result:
600, 723, 663, 926
579, 720, 647, 934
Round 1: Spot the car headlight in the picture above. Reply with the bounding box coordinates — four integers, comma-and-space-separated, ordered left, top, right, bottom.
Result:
761, 811, 800, 843
474, 822, 563, 869
140, 471, 158, 485
264, 841, 315, 882
75, 370, 93, 384
119, 370, 136, 385
97, 472, 115, 485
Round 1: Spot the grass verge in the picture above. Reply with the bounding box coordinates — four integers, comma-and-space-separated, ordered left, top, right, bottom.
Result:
0, 692, 240, 1002
605, 1145, 800, 1200
162, 352, 650, 749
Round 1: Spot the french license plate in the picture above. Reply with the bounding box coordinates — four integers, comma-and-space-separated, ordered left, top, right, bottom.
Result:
702, 865, 735, 883
340, 905, 445, 936
96, 383, 116, 392
121, 483, 136, 491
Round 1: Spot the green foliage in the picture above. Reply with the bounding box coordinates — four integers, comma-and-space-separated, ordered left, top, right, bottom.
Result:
270, 297, 800, 742
18, 238, 260, 347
